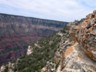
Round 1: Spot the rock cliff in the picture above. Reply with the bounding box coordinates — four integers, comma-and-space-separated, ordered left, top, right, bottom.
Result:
44, 10, 96, 72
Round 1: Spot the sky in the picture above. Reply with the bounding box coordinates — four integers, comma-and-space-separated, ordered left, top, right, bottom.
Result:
0, 0, 96, 22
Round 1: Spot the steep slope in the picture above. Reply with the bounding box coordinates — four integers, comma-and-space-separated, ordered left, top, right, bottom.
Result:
1, 11, 95, 72
0, 23, 70, 72
42, 10, 96, 72
0, 13, 68, 65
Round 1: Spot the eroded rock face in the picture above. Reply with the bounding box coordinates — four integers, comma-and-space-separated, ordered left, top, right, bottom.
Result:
74, 10, 96, 61
60, 10, 96, 72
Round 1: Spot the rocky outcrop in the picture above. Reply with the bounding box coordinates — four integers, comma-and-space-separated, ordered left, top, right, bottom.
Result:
41, 10, 96, 72
57, 10, 96, 72
71, 10, 96, 61
26, 46, 33, 55
0, 13, 68, 65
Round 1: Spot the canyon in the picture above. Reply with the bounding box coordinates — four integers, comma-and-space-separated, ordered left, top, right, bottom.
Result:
0, 13, 68, 65
1, 10, 95, 72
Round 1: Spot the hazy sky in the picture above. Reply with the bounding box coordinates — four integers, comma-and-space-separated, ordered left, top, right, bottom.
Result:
0, 0, 96, 21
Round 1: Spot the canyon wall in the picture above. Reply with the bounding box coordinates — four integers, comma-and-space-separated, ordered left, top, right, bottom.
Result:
0, 13, 68, 65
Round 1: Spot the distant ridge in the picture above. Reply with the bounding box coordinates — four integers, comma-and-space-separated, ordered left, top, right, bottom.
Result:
0, 13, 68, 22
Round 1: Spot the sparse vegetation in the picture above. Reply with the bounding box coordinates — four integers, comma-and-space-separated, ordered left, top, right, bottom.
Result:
13, 34, 61, 72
